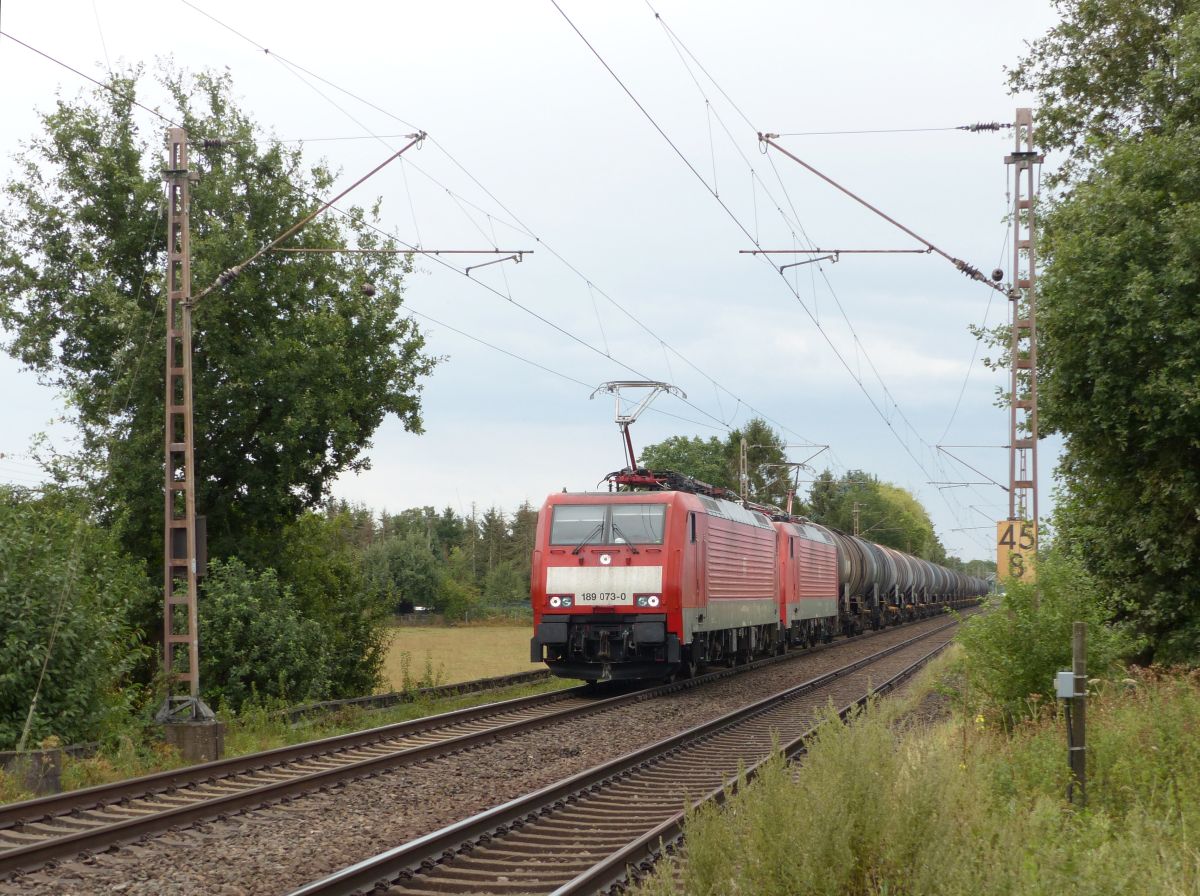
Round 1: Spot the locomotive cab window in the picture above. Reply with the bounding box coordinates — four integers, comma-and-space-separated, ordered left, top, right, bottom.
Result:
550, 503, 666, 546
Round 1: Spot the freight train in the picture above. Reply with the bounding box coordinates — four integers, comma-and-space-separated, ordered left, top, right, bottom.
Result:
530, 469, 988, 682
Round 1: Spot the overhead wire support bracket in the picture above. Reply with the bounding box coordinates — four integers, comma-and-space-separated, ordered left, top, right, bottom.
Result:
936, 445, 1010, 492
928, 481, 997, 489
757, 133, 1008, 296
739, 249, 932, 255
740, 248, 932, 274
465, 253, 528, 277
779, 254, 836, 272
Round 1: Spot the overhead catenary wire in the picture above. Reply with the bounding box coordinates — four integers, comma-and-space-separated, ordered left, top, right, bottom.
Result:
577, 2, 1000, 553
5, 23, 783, 472
176, 1, 829, 451
643, 0, 1004, 552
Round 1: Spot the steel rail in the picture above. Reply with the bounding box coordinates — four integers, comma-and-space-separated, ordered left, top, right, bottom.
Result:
1, 609, 972, 880
557, 638, 954, 896
288, 620, 958, 896
0, 609, 965, 878
0, 686, 591, 875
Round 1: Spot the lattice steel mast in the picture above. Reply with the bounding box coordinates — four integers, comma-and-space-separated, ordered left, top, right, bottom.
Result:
1005, 109, 1042, 527
160, 128, 212, 722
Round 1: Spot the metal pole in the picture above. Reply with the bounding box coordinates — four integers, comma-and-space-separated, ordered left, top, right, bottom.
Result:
1005, 108, 1042, 529
1069, 621, 1087, 805
160, 128, 212, 722
739, 438, 749, 503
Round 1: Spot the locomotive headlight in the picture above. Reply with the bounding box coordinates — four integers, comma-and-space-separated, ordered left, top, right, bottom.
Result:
549, 596, 562, 608
561, 596, 573, 607
647, 595, 660, 608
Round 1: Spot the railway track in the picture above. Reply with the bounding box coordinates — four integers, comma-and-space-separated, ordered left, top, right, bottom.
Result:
0, 611, 965, 882
0, 684, 603, 877
290, 619, 958, 896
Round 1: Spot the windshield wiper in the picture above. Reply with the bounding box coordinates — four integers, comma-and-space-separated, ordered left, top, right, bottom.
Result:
571, 522, 604, 555
610, 521, 641, 554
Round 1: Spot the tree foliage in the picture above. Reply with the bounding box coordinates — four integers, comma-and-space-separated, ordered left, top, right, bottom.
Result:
638, 434, 734, 489
807, 470, 947, 562
638, 418, 791, 506
346, 501, 540, 622
0, 487, 152, 749
274, 511, 390, 697
198, 559, 329, 710
0, 66, 436, 576
1009, 0, 1200, 184
1039, 131, 1200, 660
1013, 3, 1200, 661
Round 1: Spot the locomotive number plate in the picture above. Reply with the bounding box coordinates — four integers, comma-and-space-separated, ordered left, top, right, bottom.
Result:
576, 591, 633, 606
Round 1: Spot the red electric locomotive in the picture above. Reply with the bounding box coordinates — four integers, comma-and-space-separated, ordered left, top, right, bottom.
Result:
530, 487, 781, 681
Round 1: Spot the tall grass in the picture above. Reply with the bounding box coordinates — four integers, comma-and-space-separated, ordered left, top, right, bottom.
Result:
638, 667, 1200, 896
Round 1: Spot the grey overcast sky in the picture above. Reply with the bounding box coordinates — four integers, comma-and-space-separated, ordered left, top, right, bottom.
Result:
0, 0, 1061, 561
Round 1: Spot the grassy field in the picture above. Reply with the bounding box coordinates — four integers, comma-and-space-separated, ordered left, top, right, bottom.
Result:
382, 624, 543, 690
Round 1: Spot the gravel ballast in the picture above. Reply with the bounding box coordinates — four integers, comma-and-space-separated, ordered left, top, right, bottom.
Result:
1, 615, 962, 896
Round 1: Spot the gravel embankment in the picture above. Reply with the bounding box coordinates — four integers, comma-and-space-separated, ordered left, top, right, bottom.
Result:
2, 615, 959, 896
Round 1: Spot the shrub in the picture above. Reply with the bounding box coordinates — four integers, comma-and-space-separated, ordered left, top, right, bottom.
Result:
275, 511, 390, 697
957, 547, 1136, 725
199, 558, 329, 710
0, 487, 152, 749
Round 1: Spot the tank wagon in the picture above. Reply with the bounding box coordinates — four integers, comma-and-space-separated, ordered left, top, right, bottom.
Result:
530, 470, 988, 682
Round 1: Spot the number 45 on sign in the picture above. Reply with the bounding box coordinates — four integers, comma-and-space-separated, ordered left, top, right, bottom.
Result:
997, 520, 1037, 584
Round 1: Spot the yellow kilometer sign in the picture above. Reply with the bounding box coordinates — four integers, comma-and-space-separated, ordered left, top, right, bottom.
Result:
996, 520, 1037, 584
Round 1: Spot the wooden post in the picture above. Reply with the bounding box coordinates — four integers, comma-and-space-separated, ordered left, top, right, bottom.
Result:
1069, 621, 1087, 805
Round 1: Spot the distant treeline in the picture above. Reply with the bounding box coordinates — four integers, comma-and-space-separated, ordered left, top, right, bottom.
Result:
334, 500, 540, 620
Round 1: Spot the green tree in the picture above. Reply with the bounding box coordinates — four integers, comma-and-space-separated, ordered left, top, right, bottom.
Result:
639, 418, 791, 504
730, 418, 791, 508
0, 487, 153, 749
478, 506, 508, 573
364, 530, 440, 613
1012, 4, 1200, 661
483, 561, 529, 611
807, 469, 946, 561
1008, 0, 1200, 185
0, 66, 436, 579
1037, 132, 1200, 661
639, 434, 734, 488
438, 546, 482, 621
507, 500, 539, 568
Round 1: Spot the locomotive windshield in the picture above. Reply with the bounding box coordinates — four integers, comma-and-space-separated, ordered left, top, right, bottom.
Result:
550, 503, 666, 546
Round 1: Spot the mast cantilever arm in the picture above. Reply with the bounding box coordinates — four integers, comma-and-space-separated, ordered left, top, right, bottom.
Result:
758, 133, 1008, 296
